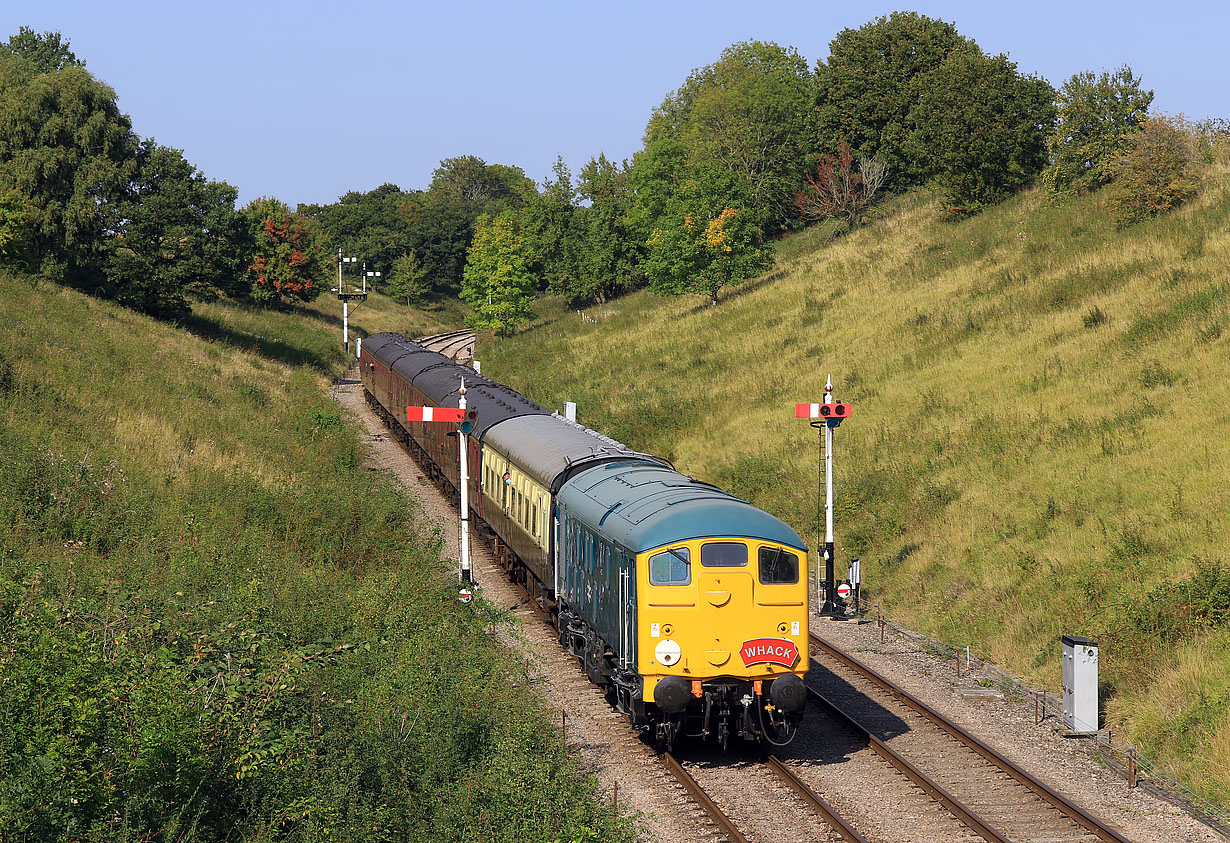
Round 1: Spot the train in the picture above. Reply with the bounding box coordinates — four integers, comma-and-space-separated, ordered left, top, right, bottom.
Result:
358, 332, 809, 750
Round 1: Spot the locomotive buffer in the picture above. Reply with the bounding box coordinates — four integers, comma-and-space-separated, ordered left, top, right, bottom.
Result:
796, 375, 854, 618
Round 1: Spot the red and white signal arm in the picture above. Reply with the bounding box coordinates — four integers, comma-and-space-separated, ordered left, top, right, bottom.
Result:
407, 406, 465, 423
796, 402, 853, 420
836, 582, 852, 598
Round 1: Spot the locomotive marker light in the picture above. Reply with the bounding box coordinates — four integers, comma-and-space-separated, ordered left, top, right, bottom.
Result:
795, 375, 855, 618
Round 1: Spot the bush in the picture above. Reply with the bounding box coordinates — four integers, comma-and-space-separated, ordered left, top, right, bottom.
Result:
1109, 115, 1200, 226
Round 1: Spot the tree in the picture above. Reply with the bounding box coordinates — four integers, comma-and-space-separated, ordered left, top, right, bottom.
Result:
0, 189, 32, 259
428, 156, 534, 210
1108, 115, 1200, 226
105, 140, 248, 318
3, 26, 82, 73
0, 50, 137, 287
814, 13, 968, 185
794, 142, 889, 229
644, 41, 816, 232
460, 212, 536, 336
643, 175, 773, 306
519, 157, 581, 301
574, 154, 642, 306
299, 183, 417, 278
384, 251, 429, 305
907, 47, 1056, 215
1041, 66, 1154, 196
242, 198, 328, 306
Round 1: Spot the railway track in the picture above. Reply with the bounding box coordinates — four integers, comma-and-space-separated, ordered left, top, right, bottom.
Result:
351, 371, 1137, 842
415, 329, 475, 362
806, 632, 1131, 843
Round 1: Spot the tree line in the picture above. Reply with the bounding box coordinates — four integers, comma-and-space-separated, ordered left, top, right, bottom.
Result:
0, 28, 330, 319
2, 16, 1225, 330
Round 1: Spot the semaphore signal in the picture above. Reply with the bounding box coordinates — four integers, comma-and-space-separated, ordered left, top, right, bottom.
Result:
796, 375, 855, 618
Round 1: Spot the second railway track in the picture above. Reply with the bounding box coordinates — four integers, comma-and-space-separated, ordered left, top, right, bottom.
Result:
805, 632, 1131, 843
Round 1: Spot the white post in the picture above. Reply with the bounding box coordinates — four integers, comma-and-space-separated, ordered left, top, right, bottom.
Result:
343, 300, 349, 353
355, 336, 361, 360
472, 360, 481, 374
825, 375, 834, 550
458, 377, 472, 583
564, 401, 577, 423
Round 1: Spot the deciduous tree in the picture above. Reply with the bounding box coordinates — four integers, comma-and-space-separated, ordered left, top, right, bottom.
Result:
814, 13, 967, 185
645, 41, 815, 232
0, 49, 137, 286
105, 140, 248, 318
795, 142, 888, 229
643, 175, 772, 306
1041, 66, 1154, 196
907, 47, 1055, 215
460, 212, 536, 336
384, 251, 429, 305
1109, 115, 1200, 226
243, 198, 328, 306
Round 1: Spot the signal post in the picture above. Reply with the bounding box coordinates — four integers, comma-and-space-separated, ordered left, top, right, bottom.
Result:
406, 376, 479, 600
796, 376, 853, 618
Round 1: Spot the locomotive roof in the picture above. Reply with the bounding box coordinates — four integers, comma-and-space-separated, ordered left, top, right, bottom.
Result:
364, 332, 550, 438
558, 461, 807, 554
483, 414, 665, 494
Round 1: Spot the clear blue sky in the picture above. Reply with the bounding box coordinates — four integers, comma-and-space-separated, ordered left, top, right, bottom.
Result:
4, 1, 1224, 209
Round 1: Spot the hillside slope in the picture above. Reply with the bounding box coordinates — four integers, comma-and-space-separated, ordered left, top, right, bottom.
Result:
0, 280, 632, 841
480, 174, 1230, 802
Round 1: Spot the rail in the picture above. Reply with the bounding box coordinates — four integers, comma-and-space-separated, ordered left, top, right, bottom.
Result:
810, 632, 1131, 843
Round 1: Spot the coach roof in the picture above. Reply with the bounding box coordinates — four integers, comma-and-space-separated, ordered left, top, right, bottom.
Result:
483, 415, 663, 493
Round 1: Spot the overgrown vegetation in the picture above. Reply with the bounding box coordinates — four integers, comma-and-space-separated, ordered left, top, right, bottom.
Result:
0, 275, 632, 842
477, 170, 1230, 804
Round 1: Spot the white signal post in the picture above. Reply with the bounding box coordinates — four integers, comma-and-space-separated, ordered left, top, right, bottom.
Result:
405, 389, 478, 597
457, 378, 473, 585
795, 376, 854, 618
334, 248, 366, 353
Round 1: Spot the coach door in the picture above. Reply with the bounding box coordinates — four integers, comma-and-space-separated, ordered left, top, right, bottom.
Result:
618, 551, 635, 669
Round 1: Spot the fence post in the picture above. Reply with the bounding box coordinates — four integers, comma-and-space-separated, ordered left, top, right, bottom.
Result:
1128, 747, 1138, 788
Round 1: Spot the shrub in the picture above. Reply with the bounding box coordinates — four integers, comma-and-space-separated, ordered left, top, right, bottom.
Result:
1109, 115, 1200, 226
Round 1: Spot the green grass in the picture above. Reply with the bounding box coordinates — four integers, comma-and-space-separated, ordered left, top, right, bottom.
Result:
0, 276, 633, 842
478, 171, 1230, 804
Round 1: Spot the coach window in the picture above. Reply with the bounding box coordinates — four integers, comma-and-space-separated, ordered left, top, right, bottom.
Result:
758, 546, 799, 584
649, 547, 691, 585
701, 542, 748, 568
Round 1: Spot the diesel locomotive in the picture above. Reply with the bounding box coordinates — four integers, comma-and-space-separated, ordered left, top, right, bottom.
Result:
359, 332, 809, 749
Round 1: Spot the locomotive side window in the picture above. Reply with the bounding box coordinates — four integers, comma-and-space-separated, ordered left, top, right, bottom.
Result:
758, 546, 799, 584
649, 547, 691, 585
701, 542, 748, 567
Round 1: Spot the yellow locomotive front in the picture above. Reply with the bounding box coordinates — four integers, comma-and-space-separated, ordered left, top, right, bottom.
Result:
638, 535, 809, 749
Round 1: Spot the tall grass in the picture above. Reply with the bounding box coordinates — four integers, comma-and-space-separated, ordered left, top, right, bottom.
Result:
0, 276, 632, 842
481, 174, 1230, 803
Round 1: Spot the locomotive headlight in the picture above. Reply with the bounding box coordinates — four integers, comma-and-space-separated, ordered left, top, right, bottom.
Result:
778, 622, 790, 634
654, 639, 682, 666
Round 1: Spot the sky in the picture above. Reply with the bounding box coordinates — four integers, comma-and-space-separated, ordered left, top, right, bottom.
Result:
3, 1, 1225, 209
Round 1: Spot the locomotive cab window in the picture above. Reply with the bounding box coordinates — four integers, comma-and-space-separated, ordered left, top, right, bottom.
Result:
758, 546, 800, 584
649, 547, 691, 585
701, 542, 748, 568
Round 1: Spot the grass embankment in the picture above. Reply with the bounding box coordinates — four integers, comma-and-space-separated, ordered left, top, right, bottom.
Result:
0, 279, 632, 842
480, 173, 1230, 802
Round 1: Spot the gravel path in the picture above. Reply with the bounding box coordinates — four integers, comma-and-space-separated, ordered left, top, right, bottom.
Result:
331, 370, 1227, 843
